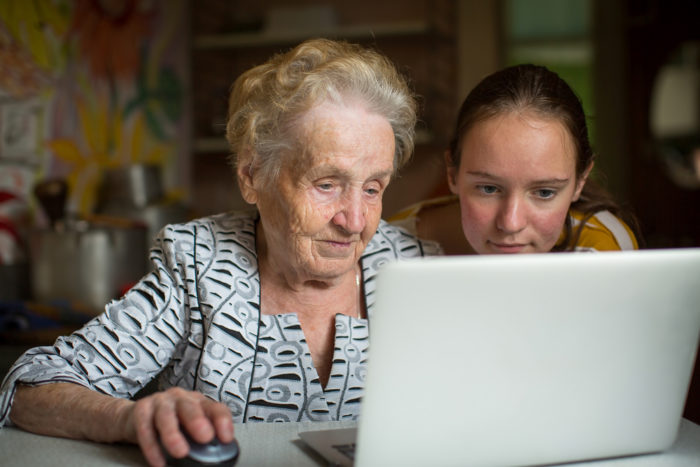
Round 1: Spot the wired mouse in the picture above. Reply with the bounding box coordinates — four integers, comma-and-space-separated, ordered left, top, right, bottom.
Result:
163, 432, 240, 467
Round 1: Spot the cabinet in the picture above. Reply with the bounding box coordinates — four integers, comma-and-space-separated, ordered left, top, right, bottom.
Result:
189, 0, 457, 217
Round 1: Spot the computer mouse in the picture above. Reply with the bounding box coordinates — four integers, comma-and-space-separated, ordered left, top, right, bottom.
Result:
163, 432, 240, 467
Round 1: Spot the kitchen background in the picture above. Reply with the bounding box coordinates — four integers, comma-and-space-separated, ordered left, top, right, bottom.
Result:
0, 0, 698, 420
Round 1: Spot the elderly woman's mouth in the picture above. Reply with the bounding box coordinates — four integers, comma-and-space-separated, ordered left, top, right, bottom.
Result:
317, 238, 358, 256
322, 239, 355, 248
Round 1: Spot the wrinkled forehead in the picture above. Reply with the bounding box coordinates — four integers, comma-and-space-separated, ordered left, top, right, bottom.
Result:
284, 100, 395, 171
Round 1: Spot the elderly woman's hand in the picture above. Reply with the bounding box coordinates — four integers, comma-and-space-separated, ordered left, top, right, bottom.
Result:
11, 383, 234, 467
128, 387, 235, 467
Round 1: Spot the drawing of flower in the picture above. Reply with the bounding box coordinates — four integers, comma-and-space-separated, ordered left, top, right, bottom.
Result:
70, 0, 155, 79
0, 1, 70, 96
0, 0, 70, 70
47, 95, 172, 214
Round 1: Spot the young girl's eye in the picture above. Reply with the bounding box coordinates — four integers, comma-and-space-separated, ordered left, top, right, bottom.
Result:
477, 185, 499, 195
534, 189, 556, 199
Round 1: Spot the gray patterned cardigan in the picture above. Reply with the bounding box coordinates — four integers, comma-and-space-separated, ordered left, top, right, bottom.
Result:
0, 211, 440, 426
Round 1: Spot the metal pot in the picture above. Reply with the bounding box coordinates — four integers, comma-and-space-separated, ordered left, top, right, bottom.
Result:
29, 218, 148, 314
96, 200, 188, 245
95, 164, 189, 245
97, 164, 164, 209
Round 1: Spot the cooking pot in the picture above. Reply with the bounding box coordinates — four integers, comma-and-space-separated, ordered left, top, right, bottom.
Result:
29, 217, 148, 314
97, 163, 163, 208
96, 164, 189, 244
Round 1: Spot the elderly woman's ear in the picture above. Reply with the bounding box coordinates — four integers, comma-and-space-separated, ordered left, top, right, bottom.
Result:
237, 161, 258, 205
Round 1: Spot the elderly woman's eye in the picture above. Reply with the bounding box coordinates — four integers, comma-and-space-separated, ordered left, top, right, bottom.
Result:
317, 182, 334, 191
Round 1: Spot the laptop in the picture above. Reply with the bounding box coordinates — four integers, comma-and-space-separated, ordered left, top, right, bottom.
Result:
299, 248, 700, 466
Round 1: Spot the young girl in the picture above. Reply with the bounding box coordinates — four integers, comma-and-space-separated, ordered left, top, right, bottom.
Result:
392, 64, 640, 254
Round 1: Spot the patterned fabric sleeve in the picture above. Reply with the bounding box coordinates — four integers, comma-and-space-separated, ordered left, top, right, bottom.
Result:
0, 215, 442, 428
0, 222, 193, 427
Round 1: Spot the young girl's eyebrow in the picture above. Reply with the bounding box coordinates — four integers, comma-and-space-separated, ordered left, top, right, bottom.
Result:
531, 178, 570, 186
466, 171, 570, 186
465, 170, 499, 180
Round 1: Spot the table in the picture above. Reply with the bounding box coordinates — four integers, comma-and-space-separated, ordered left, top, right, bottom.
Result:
1, 418, 700, 466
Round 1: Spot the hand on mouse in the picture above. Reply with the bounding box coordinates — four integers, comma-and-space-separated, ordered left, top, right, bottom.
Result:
123, 387, 235, 467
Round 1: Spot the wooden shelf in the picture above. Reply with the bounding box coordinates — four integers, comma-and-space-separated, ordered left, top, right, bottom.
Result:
189, 0, 458, 217
194, 21, 431, 50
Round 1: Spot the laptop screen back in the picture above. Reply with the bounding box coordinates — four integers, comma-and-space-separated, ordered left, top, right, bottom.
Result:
355, 249, 700, 466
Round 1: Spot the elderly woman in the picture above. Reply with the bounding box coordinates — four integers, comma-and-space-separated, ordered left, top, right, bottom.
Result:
0, 39, 439, 466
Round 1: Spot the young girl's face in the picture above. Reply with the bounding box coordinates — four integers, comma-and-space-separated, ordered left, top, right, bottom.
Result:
448, 112, 590, 254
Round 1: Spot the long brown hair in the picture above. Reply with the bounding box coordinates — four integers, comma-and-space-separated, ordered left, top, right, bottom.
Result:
446, 64, 641, 250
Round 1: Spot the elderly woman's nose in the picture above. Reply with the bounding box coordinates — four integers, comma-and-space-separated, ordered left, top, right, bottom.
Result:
496, 195, 527, 234
332, 190, 366, 233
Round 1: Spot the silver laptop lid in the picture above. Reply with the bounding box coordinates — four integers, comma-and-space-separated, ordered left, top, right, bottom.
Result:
356, 248, 700, 467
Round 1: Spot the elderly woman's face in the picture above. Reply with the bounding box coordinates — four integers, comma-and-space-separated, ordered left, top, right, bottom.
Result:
252, 100, 395, 282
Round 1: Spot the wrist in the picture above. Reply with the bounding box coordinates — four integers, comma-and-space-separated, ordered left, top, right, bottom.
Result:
96, 396, 136, 443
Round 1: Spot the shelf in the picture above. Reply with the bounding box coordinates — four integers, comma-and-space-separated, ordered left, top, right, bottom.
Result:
194, 21, 431, 50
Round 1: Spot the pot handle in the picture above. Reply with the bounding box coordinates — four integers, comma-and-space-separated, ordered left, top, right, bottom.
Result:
34, 179, 68, 229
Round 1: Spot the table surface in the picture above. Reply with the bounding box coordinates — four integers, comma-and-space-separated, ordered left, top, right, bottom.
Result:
1, 418, 700, 466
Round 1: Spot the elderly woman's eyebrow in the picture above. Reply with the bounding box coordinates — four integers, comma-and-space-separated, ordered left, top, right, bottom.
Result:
307, 166, 394, 181
370, 169, 395, 181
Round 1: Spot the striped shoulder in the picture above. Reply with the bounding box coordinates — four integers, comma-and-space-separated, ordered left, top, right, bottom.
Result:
570, 210, 639, 251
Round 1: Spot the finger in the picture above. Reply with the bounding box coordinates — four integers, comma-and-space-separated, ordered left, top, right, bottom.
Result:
176, 395, 215, 444
204, 401, 235, 443
154, 395, 189, 459
132, 399, 167, 467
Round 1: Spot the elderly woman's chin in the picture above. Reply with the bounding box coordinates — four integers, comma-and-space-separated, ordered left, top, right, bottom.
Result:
308, 260, 358, 282
304, 237, 369, 278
